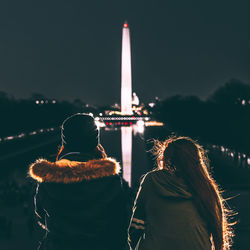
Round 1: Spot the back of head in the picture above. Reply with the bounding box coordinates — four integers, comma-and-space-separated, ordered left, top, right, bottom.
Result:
57, 113, 106, 160
61, 113, 99, 152
153, 136, 234, 250
162, 137, 202, 175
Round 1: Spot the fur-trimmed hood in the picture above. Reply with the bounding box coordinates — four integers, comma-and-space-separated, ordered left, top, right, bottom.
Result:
29, 158, 120, 183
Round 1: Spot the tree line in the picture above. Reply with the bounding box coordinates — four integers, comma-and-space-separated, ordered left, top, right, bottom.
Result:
152, 79, 250, 154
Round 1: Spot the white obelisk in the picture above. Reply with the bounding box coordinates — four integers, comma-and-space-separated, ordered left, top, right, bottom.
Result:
121, 22, 133, 186
121, 21, 132, 115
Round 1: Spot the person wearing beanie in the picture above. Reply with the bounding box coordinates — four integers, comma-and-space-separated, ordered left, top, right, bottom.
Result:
29, 113, 129, 250
61, 113, 100, 154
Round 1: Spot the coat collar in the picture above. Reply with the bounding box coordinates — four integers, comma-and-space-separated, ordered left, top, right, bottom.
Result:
29, 158, 120, 184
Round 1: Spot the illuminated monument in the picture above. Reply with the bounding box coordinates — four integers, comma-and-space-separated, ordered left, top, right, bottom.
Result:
121, 21, 133, 185
121, 21, 133, 115
96, 22, 154, 186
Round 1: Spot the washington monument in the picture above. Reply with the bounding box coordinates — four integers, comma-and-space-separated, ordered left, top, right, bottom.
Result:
121, 21, 133, 115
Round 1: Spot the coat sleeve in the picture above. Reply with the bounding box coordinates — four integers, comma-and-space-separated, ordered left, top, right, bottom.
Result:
128, 174, 149, 249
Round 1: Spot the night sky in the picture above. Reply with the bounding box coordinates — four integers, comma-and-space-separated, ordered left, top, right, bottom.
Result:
0, 0, 250, 105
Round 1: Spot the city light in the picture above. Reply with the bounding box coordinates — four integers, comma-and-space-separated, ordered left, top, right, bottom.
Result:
1, 126, 57, 144
95, 120, 105, 128
4, 136, 14, 141
35, 100, 57, 104
145, 121, 164, 127
17, 133, 25, 138
134, 120, 144, 134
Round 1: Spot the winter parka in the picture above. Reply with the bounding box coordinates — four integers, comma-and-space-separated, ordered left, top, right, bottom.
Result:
29, 154, 128, 250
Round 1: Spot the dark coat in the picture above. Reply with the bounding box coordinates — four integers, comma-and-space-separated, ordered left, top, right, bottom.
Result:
29, 154, 128, 250
128, 169, 211, 250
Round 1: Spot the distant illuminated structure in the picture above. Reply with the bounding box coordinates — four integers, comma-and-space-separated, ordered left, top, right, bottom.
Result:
121, 21, 133, 185
121, 21, 133, 115
132, 92, 139, 106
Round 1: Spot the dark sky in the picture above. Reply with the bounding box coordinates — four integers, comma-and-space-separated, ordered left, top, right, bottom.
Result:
0, 0, 250, 105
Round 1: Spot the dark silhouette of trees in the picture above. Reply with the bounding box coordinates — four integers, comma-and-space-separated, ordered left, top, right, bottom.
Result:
0, 93, 78, 137
154, 79, 250, 154
154, 95, 205, 137
208, 79, 250, 105
206, 79, 250, 152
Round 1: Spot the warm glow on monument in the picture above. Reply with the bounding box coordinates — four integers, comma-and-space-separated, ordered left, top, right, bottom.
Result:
121, 21, 132, 115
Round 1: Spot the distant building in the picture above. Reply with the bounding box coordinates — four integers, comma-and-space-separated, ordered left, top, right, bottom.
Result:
132, 92, 139, 106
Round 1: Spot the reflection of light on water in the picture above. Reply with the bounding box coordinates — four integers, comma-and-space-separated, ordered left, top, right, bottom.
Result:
95, 118, 105, 128
1, 127, 57, 144
121, 126, 132, 186
211, 143, 250, 168
102, 120, 161, 186
17, 133, 25, 138
133, 120, 144, 135
4, 136, 15, 141
145, 121, 164, 127
121, 123, 146, 186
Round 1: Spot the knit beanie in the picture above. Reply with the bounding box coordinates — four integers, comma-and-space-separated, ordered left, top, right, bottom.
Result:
61, 113, 99, 152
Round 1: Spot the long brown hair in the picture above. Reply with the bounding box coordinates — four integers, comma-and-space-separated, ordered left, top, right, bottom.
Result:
153, 136, 234, 250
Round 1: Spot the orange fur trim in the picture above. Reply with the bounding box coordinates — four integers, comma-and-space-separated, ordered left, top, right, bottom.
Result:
29, 158, 120, 183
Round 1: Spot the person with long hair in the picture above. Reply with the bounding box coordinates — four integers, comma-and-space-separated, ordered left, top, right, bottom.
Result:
128, 136, 234, 250
29, 113, 128, 250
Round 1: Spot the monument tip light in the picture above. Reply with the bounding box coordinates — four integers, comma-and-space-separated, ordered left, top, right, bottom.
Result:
124, 22, 128, 28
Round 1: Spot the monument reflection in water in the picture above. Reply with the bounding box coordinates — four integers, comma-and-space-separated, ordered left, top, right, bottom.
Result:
122, 122, 145, 186
99, 121, 145, 187
121, 126, 132, 186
